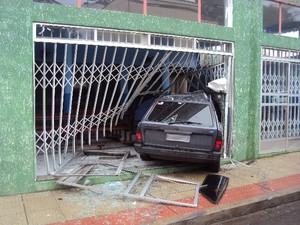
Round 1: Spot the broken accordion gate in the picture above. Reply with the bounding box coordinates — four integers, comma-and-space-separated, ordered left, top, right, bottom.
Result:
33, 23, 233, 177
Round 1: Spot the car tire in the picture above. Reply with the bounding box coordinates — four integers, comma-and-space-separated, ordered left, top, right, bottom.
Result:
208, 158, 221, 173
139, 154, 152, 161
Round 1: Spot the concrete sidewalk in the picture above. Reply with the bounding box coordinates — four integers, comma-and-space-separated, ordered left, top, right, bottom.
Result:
1, 152, 300, 225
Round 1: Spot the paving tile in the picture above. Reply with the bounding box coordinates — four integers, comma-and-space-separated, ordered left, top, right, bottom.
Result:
22, 192, 61, 212
216, 170, 252, 188
0, 195, 25, 216
52, 186, 152, 221
252, 152, 300, 176
52, 204, 176, 225
258, 174, 300, 192
20, 192, 65, 225
26, 208, 65, 225
223, 166, 282, 188
0, 212, 28, 225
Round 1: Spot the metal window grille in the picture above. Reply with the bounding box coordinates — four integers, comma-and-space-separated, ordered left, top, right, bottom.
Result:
33, 23, 233, 177
260, 47, 300, 153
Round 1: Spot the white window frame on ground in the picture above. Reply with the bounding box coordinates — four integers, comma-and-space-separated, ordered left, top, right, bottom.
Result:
260, 47, 300, 154
33, 23, 234, 179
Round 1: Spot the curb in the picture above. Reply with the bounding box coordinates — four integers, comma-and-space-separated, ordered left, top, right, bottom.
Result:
169, 186, 300, 225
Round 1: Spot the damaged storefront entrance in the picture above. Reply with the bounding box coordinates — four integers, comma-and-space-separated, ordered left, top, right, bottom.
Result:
33, 23, 233, 179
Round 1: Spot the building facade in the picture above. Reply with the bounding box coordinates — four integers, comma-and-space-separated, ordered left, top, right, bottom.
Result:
0, 0, 299, 196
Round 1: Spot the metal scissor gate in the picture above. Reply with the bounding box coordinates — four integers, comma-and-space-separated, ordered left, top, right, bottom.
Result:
260, 47, 300, 153
33, 23, 233, 177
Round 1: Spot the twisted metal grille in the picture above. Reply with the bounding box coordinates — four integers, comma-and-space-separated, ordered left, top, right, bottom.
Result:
34, 44, 173, 174
33, 24, 233, 176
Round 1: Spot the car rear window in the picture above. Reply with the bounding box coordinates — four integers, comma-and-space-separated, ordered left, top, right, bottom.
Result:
147, 101, 213, 126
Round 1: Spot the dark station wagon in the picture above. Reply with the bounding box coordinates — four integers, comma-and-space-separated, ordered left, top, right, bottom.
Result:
134, 91, 223, 172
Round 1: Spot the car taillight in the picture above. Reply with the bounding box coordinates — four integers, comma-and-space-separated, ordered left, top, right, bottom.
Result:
214, 140, 222, 151
136, 132, 142, 141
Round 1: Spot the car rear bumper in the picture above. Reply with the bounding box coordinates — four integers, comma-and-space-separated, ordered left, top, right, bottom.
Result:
134, 143, 221, 163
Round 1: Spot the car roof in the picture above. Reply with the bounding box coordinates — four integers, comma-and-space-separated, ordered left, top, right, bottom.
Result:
157, 91, 210, 104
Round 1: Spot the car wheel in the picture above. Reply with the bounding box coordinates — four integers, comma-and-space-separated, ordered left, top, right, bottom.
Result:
208, 158, 221, 173
139, 154, 152, 161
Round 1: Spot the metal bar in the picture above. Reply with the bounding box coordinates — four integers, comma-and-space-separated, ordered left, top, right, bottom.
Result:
155, 175, 199, 185
82, 45, 99, 145
55, 152, 130, 177
97, 47, 118, 138
260, 60, 266, 141
64, 44, 78, 156
113, 49, 139, 126
106, 48, 128, 132
34, 39, 233, 57
57, 180, 103, 194
80, 45, 90, 149
158, 52, 190, 93
51, 43, 58, 169
122, 52, 171, 117
223, 55, 232, 157
189, 54, 200, 91
73, 45, 88, 151
140, 175, 155, 197
181, 54, 197, 92
106, 162, 200, 185
58, 44, 68, 166
90, 46, 107, 142
144, 51, 181, 93
59, 164, 94, 184
174, 53, 196, 92
33, 40, 38, 176
42, 42, 50, 173
161, 52, 193, 94
114, 50, 152, 122
34, 23, 231, 44
121, 51, 172, 116
115, 151, 129, 175
193, 184, 201, 206
34, 23, 234, 55
34, 39, 234, 56
55, 172, 119, 177
178, 53, 197, 92
262, 56, 300, 64
286, 62, 290, 148
123, 193, 197, 208
124, 172, 142, 195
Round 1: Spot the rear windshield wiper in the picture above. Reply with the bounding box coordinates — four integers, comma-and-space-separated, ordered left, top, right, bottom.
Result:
168, 121, 203, 125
